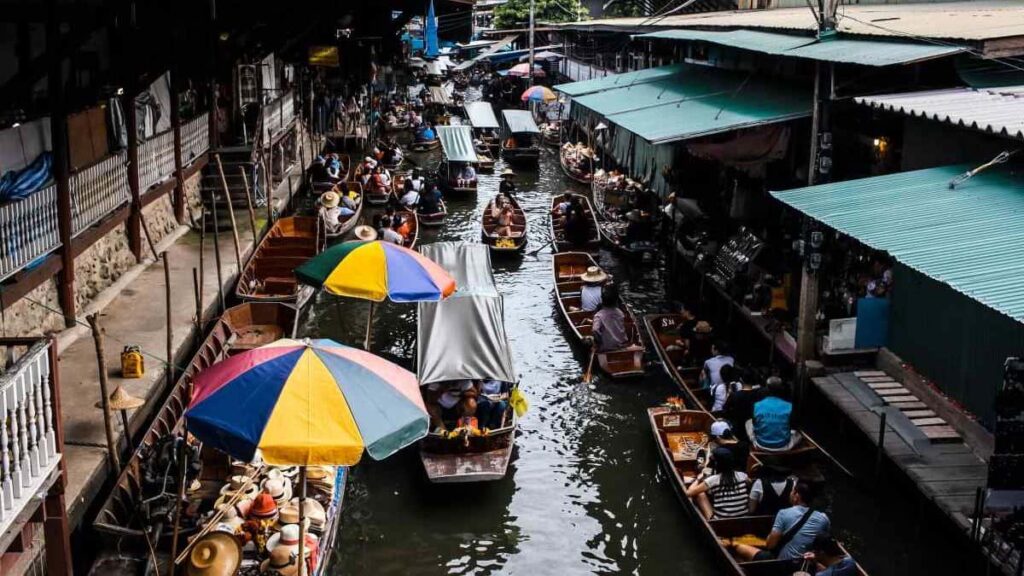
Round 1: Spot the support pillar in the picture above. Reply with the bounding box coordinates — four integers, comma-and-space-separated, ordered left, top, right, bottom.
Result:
170, 75, 187, 224
124, 91, 143, 261
48, 1, 75, 328
44, 335, 70, 575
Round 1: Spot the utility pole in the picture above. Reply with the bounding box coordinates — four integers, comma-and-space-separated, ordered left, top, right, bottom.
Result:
528, 0, 536, 86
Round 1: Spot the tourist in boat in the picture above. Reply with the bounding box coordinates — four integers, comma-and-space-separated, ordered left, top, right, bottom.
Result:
748, 465, 796, 517
371, 165, 390, 197
382, 218, 405, 245
724, 374, 767, 436
456, 163, 477, 188
701, 341, 735, 390
497, 203, 516, 237
579, 266, 607, 312
729, 481, 830, 562
318, 191, 354, 235
415, 123, 436, 142
564, 200, 591, 248
425, 380, 476, 432
405, 169, 426, 195
685, 446, 750, 520
806, 533, 859, 576
589, 285, 628, 353
354, 224, 377, 243
499, 168, 517, 196
326, 153, 343, 181
400, 181, 421, 208
475, 379, 509, 431
710, 364, 743, 415
397, 212, 414, 239
746, 379, 803, 452
418, 184, 443, 215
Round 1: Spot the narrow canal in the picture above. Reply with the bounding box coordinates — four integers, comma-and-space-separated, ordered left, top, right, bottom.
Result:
299, 110, 976, 575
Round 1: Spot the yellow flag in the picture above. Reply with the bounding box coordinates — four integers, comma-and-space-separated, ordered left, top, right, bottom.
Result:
510, 388, 528, 417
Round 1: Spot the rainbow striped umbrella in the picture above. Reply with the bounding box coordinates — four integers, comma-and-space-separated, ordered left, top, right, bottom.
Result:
295, 240, 456, 348
521, 85, 557, 103
185, 338, 427, 466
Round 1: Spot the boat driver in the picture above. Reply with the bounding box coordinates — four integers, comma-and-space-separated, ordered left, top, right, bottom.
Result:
426, 380, 477, 432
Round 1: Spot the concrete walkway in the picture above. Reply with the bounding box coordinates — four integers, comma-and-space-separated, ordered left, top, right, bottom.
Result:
58, 147, 314, 530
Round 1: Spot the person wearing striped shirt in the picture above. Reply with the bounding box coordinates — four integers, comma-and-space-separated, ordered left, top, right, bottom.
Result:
685, 446, 750, 520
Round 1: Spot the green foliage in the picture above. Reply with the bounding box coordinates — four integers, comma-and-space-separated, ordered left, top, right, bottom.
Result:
493, 0, 589, 30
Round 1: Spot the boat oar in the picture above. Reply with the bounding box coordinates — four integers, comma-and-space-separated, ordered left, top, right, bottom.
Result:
527, 237, 553, 257
583, 344, 596, 384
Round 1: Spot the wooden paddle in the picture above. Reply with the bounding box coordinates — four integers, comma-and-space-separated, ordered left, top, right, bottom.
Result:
583, 345, 596, 384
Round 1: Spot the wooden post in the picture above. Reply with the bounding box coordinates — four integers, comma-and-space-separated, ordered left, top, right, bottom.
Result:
262, 157, 274, 225
214, 154, 244, 270
210, 192, 226, 314
43, 334, 72, 576
164, 253, 174, 385
48, 4, 75, 328
238, 166, 259, 245
192, 267, 202, 347
170, 75, 188, 225
198, 208, 206, 318
86, 314, 122, 472
124, 91, 144, 261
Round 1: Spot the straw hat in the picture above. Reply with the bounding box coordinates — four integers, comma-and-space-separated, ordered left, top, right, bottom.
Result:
288, 497, 327, 531
580, 266, 608, 284
320, 191, 340, 208
304, 466, 334, 481
694, 321, 713, 334
501, 168, 514, 177
186, 532, 242, 576
275, 505, 312, 531
260, 545, 300, 576
265, 524, 318, 556
261, 477, 293, 506
248, 492, 279, 521
219, 475, 258, 500
97, 386, 145, 410
354, 225, 378, 241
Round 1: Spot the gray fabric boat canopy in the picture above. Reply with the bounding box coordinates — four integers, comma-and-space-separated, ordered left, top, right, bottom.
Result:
464, 101, 501, 129
417, 243, 517, 385
502, 109, 540, 134
436, 126, 479, 163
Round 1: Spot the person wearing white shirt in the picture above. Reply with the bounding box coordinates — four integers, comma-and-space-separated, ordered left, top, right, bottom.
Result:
702, 341, 735, 390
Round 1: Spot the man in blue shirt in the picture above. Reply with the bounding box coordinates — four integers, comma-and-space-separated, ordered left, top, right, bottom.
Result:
746, 379, 802, 451
730, 481, 830, 563
416, 123, 436, 142
808, 533, 858, 576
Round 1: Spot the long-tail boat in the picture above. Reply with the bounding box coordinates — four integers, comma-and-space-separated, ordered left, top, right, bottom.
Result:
552, 251, 645, 378
235, 216, 322, 307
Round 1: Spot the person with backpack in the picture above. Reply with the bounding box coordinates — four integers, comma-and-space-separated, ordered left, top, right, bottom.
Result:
747, 466, 796, 516
729, 481, 830, 562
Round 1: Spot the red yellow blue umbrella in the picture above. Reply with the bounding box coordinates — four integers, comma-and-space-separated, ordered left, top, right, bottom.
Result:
521, 85, 557, 103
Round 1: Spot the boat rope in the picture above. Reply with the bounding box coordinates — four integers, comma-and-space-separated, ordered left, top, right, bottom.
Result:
948, 150, 1017, 189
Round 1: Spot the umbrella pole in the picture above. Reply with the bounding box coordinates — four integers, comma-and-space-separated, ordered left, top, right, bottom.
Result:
297, 466, 307, 576
364, 300, 375, 350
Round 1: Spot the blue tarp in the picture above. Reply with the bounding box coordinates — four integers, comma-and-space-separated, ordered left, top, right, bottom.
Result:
0, 152, 52, 202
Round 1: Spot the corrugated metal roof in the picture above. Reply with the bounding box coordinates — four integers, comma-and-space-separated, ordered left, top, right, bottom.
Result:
855, 86, 1024, 140
553, 63, 688, 97
436, 126, 479, 163
501, 109, 541, 134
771, 163, 1024, 323
574, 64, 734, 116
636, 30, 963, 66
557, 1, 1024, 45
464, 101, 500, 129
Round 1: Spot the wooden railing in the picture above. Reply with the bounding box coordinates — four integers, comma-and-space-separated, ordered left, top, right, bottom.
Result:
69, 151, 131, 236
182, 113, 210, 165
0, 185, 61, 282
138, 129, 176, 192
260, 91, 295, 144
0, 338, 61, 539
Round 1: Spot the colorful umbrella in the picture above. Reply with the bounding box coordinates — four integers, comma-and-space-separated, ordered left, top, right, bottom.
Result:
521, 85, 557, 103
507, 63, 545, 78
185, 338, 428, 466
295, 240, 456, 348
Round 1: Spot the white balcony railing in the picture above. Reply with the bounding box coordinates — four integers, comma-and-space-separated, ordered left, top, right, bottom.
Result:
182, 113, 210, 166
260, 91, 295, 144
69, 151, 131, 237
0, 339, 61, 539
0, 185, 61, 283
138, 129, 177, 192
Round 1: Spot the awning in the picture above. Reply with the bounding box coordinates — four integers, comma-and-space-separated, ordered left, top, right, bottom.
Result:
571, 64, 812, 144
519, 50, 564, 62
417, 243, 517, 385
771, 163, 1024, 322
554, 63, 688, 97
502, 109, 540, 134
436, 125, 478, 163
464, 101, 500, 129
855, 86, 1024, 141
635, 30, 963, 67
453, 34, 518, 71
427, 85, 450, 105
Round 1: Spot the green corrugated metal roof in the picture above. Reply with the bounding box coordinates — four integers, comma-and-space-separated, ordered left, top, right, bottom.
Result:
636, 29, 963, 67
501, 109, 540, 134
771, 164, 1024, 323
436, 126, 478, 163
464, 101, 500, 129
554, 63, 688, 97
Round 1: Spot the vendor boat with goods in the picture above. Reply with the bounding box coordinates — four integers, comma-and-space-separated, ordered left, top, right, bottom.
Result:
500, 109, 541, 167
552, 252, 645, 379
236, 216, 324, 307
481, 193, 528, 254
550, 193, 601, 253
417, 243, 523, 483
464, 101, 501, 153
559, 141, 594, 184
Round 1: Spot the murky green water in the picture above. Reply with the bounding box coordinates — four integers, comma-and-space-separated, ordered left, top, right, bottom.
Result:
299, 105, 979, 575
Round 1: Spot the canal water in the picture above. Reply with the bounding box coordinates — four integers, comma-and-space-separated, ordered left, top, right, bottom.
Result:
300, 113, 976, 575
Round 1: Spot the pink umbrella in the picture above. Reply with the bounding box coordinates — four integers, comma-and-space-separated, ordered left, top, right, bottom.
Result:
507, 63, 545, 77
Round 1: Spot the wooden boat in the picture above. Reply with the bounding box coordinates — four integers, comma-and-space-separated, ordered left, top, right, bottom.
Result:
644, 313, 825, 475
560, 146, 593, 185
475, 151, 496, 172
542, 123, 561, 147
311, 154, 351, 191
320, 183, 364, 239
398, 209, 419, 250
598, 217, 659, 263
92, 303, 297, 540
385, 119, 410, 132
418, 197, 448, 228
436, 160, 478, 195
235, 216, 322, 306
648, 406, 867, 576
552, 251, 645, 378
550, 193, 601, 253
417, 243, 519, 483
481, 194, 528, 254
409, 137, 441, 152
500, 137, 540, 166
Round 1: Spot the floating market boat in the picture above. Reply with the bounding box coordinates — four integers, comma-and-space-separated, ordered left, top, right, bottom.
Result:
236, 216, 323, 307
481, 194, 528, 254
320, 183, 364, 239
560, 145, 593, 185
552, 251, 645, 378
436, 125, 480, 195
549, 193, 600, 253
500, 109, 541, 167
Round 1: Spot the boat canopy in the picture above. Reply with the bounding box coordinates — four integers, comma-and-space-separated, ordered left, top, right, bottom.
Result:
464, 101, 501, 129
427, 85, 450, 105
502, 109, 541, 134
417, 243, 517, 385
436, 126, 478, 163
